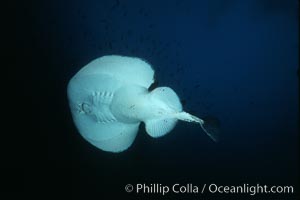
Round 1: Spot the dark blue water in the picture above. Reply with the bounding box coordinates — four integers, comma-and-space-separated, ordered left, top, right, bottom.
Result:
15, 0, 298, 199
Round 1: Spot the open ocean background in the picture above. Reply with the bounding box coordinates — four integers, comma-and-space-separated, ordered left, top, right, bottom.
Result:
12, 0, 298, 199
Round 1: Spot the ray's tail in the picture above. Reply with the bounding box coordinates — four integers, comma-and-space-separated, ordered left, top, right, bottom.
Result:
175, 112, 220, 142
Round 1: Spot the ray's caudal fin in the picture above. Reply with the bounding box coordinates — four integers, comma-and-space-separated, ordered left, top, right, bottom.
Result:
175, 112, 220, 142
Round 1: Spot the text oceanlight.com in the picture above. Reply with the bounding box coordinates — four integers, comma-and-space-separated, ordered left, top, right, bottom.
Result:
124, 183, 294, 196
